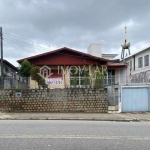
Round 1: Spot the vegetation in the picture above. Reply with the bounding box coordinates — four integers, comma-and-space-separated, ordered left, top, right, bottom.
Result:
81, 66, 90, 87
19, 60, 32, 77
19, 60, 32, 88
94, 71, 106, 88
70, 69, 79, 87
19, 60, 47, 89
30, 66, 47, 89
70, 65, 106, 88
90, 65, 107, 88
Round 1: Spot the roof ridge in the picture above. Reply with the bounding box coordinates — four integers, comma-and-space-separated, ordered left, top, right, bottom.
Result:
17, 47, 109, 63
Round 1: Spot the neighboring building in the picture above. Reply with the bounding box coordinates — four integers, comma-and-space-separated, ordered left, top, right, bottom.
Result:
17, 45, 127, 89
0, 59, 18, 78
0, 59, 18, 88
119, 46, 150, 113
124, 46, 150, 83
0, 59, 26, 89
87, 44, 118, 60
102, 54, 118, 60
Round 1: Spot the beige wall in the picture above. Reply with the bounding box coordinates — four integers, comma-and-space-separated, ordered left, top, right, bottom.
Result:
30, 68, 70, 89
29, 65, 125, 89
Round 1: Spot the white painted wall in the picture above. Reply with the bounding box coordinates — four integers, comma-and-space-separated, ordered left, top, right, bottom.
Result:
118, 67, 127, 84
87, 44, 102, 57
102, 54, 118, 60
125, 48, 150, 75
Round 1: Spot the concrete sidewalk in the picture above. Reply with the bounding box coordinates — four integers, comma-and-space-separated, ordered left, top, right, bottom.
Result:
0, 112, 150, 121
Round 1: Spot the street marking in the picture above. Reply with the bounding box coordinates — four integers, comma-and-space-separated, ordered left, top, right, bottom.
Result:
0, 134, 150, 141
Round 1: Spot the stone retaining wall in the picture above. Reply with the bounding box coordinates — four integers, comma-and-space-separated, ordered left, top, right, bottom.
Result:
0, 88, 108, 113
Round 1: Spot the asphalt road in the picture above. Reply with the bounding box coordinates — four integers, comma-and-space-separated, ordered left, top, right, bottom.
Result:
0, 120, 150, 150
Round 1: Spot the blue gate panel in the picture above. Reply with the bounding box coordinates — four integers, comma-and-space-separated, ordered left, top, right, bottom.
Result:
122, 87, 148, 112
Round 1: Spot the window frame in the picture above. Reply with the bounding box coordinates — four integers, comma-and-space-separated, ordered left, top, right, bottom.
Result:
70, 69, 90, 86
144, 55, 149, 67
138, 57, 143, 68
104, 69, 115, 85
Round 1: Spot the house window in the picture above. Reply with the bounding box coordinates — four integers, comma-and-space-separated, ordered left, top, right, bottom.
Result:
138, 57, 143, 68
144, 55, 149, 66
70, 69, 90, 87
129, 61, 132, 70
104, 69, 115, 85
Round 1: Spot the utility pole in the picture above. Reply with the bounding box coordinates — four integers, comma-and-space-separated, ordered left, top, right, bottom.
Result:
0, 27, 4, 89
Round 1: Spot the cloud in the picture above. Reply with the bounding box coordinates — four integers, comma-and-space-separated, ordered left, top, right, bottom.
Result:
0, 0, 150, 66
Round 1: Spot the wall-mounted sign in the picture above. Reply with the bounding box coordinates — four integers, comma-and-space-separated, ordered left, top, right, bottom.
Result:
15, 92, 22, 98
45, 78, 62, 84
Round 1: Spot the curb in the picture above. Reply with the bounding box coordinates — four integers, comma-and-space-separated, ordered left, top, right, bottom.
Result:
0, 117, 148, 122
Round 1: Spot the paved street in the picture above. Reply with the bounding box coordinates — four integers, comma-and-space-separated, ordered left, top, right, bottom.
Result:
0, 120, 150, 150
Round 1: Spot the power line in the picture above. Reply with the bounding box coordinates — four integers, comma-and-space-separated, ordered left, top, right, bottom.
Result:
4, 37, 103, 60
3, 34, 99, 60
4, 37, 50, 52
3, 35, 45, 48
3, 32, 37, 43
3, 32, 48, 46
3, 32, 52, 54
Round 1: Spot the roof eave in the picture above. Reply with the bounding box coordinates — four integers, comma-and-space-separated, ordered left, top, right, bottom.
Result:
17, 47, 110, 64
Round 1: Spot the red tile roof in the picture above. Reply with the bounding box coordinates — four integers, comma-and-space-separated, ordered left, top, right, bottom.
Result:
17, 47, 110, 63
106, 63, 126, 67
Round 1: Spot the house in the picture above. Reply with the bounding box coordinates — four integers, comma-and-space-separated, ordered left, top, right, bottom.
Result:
17, 44, 127, 89
124, 46, 150, 84
0, 59, 18, 77
0, 59, 27, 89
0, 59, 17, 88
118, 46, 150, 113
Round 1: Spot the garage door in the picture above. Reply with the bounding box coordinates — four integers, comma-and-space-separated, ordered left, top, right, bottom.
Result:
122, 87, 149, 112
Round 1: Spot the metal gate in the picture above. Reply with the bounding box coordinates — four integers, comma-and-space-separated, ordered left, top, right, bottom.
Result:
121, 86, 150, 112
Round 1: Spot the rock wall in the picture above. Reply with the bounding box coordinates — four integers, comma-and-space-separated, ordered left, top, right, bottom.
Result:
0, 88, 108, 113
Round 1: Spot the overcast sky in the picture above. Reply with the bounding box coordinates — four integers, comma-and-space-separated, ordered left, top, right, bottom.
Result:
0, 0, 150, 67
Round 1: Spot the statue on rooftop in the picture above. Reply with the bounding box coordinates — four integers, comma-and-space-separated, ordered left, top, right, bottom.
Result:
121, 26, 130, 59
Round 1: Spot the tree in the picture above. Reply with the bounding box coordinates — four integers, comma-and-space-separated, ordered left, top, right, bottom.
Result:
19, 60, 32, 77
19, 60, 32, 88
30, 66, 47, 89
